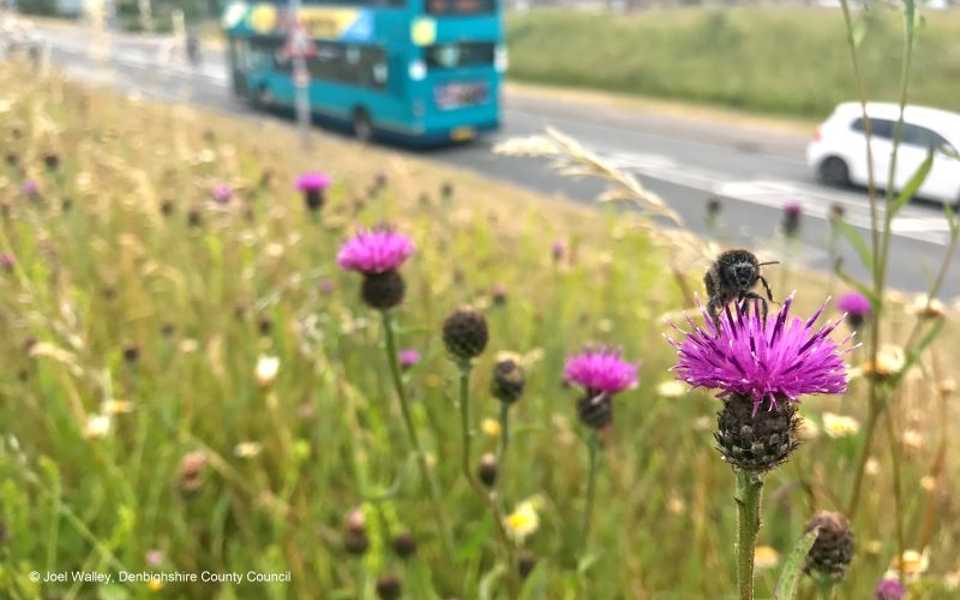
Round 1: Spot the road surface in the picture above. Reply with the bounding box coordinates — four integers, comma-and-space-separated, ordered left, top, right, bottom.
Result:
19, 23, 960, 297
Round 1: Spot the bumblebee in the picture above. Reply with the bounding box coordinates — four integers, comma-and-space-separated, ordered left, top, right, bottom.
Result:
704, 249, 777, 323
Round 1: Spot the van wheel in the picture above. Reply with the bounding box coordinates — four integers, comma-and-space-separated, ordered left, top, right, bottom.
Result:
352, 109, 373, 143
818, 157, 850, 187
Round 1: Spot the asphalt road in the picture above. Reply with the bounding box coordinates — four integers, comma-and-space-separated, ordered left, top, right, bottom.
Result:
20, 24, 960, 297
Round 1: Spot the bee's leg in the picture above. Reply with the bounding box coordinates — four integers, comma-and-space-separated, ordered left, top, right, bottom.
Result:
741, 291, 769, 321
758, 275, 775, 303
706, 297, 721, 327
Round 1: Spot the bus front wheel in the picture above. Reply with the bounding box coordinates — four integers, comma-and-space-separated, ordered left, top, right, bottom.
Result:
352, 109, 373, 143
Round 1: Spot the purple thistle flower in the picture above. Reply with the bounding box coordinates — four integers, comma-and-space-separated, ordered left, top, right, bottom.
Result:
0, 254, 14, 272
21, 179, 39, 197
670, 294, 849, 413
782, 202, 803, 236
551, 240, 566, 263
211, 184, 233, 204
837, 291, 871, 316
296, 172, 332, 192
296, 172, 332, 212
337, 227, 415, 275
398, 348, 420, 370
874, 578, 905, 600
564, 348, 637, 396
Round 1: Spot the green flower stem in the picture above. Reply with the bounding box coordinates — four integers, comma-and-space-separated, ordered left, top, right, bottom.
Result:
847, 395, 882, 518
381, 311, 454, 556
884, 408, 906, 584
580, 430, 599, 552
497, 401, 510, 470
457, 362, 519, 594
735, 469, 764, 600
817, 580, 836, 600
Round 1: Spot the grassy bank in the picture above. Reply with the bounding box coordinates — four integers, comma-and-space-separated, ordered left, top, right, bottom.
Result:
1, 63, 958, 598
507, 7, 960, 118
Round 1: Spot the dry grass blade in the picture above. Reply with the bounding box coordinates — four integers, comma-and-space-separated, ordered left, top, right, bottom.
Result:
494, 127, 683, 225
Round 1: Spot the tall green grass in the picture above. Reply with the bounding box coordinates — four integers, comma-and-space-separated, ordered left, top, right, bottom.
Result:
507, 7, 960, 117
0, 66, 957, 598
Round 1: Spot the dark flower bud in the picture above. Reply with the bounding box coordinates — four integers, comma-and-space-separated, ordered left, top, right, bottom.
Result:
517, 551, 537, 579
491, 359, 525, 404
714, 394, 799, 472
706, 196, 722, 220
577, 392, 613, 429
4, 153, 17, 168
829, 203, 846, 223
160, 323, 176, 338
344, 508, 369, 556
391, 531, 417, 559
804, 511, 854, 582
123, 345, 140, 364
160, 200, 175, 216
478, 452, 497, 488
361, 270, 406, 311
440, 181, 454, 200
374, 172, 388, 189
375, 574, 402, 600
258, 317, 273, 337
442, 307, 488, 362
187, 207, 202, 228
491, 284, 508, 306
61, 198, 72, 212
304, 189, 324, 212
178, 451, 207, 494
43, 153, 60, 171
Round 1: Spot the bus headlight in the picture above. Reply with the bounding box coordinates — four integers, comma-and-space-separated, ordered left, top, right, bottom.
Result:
494, 46, 508, 73
408, 60, 427, 81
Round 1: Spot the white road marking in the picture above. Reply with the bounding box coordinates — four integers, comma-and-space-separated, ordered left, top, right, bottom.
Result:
605, 150, 951, 246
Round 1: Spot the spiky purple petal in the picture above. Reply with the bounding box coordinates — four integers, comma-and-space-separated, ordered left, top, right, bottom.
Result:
337, 227, 415, 274
564, 348, 637, 395
670, 294, 849, 412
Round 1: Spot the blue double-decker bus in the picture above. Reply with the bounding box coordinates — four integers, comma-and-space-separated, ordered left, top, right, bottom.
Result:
221, 0, 504, 144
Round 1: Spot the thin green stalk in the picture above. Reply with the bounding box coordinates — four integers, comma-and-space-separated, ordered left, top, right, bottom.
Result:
580, 431, 599, 552
884, 409, 906, 584
497, 401, 510, 472
818, 581, 836, 600
735, 469, 763, 600
847, 395, 881, 518
457, 363, 519, 595
381, 311, 454, 556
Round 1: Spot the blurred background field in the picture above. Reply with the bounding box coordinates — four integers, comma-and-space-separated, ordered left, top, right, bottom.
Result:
0, 62, 959, 599
507, 7, 960, 118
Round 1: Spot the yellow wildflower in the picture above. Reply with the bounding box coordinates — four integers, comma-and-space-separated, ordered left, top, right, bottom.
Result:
481, 418, 501, 438
656, 380, 688, 398
822, 413, 860, 438
754, 545, 780, 569
504, 501, 540, 543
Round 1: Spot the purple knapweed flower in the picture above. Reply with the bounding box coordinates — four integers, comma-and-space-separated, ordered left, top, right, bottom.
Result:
671, 294, 849, 413
398, 348, 420, 370
296, 172, 332, 193
564, 348, 638, 396
21, 179, 39, 197
551, 240, 566, 263
838, 291, 871, 330
874, 578, 905, 600
782, 202, 803, 236
0, 254, 14, 272
211, 184, 233, 204
837, 291, 871, 316
296, 172, 332, 212
337, 227, 415, 275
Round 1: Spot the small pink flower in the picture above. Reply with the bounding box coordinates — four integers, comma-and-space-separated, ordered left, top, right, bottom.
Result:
398, 348, 420, 369
564, 348, 637, 395
211, 184, 233, 204
21, 179, 39, 197
337, 227, 415, 275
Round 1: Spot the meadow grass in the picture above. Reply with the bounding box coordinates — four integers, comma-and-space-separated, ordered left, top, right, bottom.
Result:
507, 6, 960, 118
0, 63, 958, 599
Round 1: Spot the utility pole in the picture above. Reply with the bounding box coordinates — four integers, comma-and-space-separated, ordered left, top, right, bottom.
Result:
285, 0, 314, 150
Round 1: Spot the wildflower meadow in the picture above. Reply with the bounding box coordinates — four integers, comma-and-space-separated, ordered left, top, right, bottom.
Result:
2, 2, 960, 598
